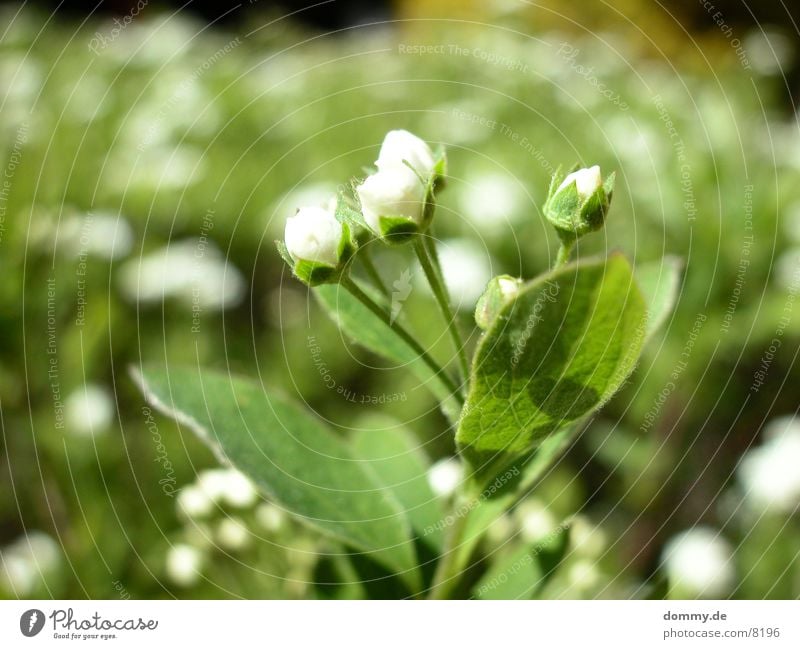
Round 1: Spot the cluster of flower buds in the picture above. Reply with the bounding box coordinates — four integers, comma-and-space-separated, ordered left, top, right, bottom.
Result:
543, 164, 615, 245
278, 129, 445, 285
279, 128, 613, 292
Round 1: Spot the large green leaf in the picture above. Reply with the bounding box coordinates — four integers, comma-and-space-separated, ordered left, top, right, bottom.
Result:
457, 254, 647, 482
132, 365, 420, 589
351, 416, 445, 552
315, 282, 461, 422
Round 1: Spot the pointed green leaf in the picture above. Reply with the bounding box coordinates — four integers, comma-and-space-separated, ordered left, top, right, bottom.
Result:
457, 255, 647, 484
351, 415, 445, 551
132, 365, 420, 589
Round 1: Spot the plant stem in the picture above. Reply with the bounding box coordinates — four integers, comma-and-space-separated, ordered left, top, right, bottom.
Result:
340, 276, 462, 403
555, 240, 575, 267
428, 493, 472, 599
412, 238, 470, 388
360, 246, 389, 298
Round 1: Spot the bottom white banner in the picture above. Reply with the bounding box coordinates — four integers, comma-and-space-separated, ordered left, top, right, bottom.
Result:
0, 600, 797, 647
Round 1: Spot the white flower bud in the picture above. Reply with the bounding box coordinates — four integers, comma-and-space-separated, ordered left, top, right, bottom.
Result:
284, 206, 343, 267
557, 165, 603, 202
375, 129, 435, 179
356, 165, 426, 236
545, 164, 614, 241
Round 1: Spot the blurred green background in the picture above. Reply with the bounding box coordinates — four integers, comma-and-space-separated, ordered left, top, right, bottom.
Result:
1, 0, 799, 599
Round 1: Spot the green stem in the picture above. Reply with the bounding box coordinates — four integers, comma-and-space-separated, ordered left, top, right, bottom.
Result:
428, 493, 472, 599
360, 246, 389, 298
555, 240, 575, 267
340, 276, 463, 403
413, 238, 470, 388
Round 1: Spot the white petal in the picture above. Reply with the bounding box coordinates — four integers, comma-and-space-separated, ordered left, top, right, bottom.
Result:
375, 129, 435, 178
558, 165, 603, 202
356, 166, 426, 234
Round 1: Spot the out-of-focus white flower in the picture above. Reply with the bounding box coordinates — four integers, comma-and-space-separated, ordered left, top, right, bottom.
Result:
738, 416, 800, 513
557, 165, 603, 202
256, 503, 287, 533
284, 206, 344, 267
375, 129, 436, 179
0, 531, 61, 596
177, 485, 215, 520
458, 173, 525, 233
195, 468, 258, 509
165, 543, 203, 587
744, 29, 793, 75
427, 458, 463, 498
64, 384, 114, 437
485, 513, 515, 547
568, 559, 601, 590
118, 239, 246, 311
216, 517, 251, 551
661, 527, 735, 598
59, 212, 133, 260
783, 202, 800, 243
418, 239, 493, 309
775, 248, 800, 292
356, 165, 427, 236
514, 500, 557, 543
219, 470, 258, 508
569, 515, 607, 559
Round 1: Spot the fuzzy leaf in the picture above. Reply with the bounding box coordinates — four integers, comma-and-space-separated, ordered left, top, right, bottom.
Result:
351, 416, 445, 552
457, 254, 647, 484
132, 365, 420, 589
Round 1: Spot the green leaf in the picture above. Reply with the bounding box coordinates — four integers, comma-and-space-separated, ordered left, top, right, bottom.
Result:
457, 254, 647, 483
315, 283, 461, 423
473, 523, 571, 599
350, 416, 445, 552
131, 365, 420, 589
635, 256, 682, 342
